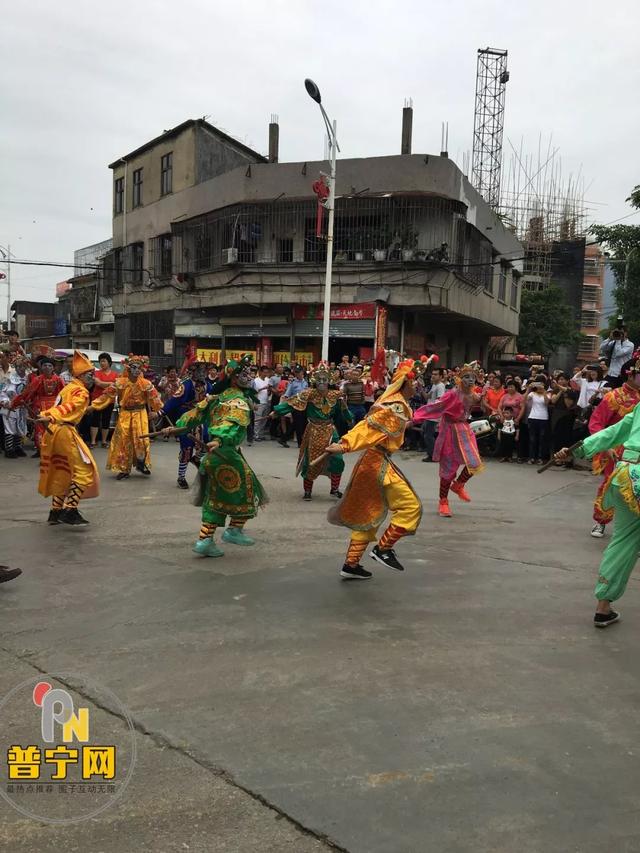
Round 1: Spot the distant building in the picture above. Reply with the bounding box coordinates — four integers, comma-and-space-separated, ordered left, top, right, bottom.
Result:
101, 114, 523, 369
11, 300, 55, 340
56, 239, 114, 351
578, 242, 606, 363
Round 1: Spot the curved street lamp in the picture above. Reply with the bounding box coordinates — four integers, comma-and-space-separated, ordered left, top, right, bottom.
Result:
304, 79, 340, 363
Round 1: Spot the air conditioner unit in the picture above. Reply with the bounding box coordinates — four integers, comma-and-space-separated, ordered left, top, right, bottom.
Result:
224, 248, 238, 264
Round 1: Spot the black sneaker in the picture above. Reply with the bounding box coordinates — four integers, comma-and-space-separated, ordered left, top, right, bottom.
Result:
340, 564, 373, 580
278, 438, 290, 448
15, 447, 27, 458
31, 450, 40, 458
370, 545, 405, 572
136, 460, 151, 475
594, 610, 620, 628
60, 508, 89, 526
116, 471, 130, 480
422, 456, 432, 462
303, 491, 312, 501
0, 566, 22, 584
177, 478, 189, 490
330, 488, 343, 498
47, 509, 62, 525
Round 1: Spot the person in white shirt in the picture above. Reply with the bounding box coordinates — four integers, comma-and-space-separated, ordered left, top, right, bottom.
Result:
571, 365, 608, 410
421, 368, 446, 462
523, 381, 550, 464
600, 328, 634, 389
251, 366, 271, 442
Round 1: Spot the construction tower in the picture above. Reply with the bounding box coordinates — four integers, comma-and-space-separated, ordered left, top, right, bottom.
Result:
472, 48, 509, 209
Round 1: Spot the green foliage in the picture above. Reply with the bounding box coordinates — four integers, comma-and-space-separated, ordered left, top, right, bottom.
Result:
518, 284, 583, 356
590, 185, 640, 343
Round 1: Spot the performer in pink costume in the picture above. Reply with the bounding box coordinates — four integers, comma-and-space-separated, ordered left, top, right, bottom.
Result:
412, 362, 484, 516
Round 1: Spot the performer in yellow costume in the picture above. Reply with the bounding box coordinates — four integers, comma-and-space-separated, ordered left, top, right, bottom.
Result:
38, 350, 115, 525
325, 357, 430, 579
107, 355, 162, 480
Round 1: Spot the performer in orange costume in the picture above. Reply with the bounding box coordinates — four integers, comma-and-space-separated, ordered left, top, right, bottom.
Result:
588, 356, 640, 538
106, 355, 162, 480
37, 350, 115, 525
325, 358, 432, 579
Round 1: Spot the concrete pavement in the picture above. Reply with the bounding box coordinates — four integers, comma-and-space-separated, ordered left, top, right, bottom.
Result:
1, 440, 640, 852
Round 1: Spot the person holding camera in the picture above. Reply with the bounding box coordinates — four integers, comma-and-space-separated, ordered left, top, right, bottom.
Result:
600, 323, 634, 389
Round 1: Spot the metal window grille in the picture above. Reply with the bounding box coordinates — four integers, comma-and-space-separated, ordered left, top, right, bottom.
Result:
582, 285, 601, 301
581, 310, 599, 328
171, 195, 489, 286
578, 336, 598, 355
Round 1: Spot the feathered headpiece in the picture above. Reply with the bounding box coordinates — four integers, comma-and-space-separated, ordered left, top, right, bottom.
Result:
377, 354, 438, 404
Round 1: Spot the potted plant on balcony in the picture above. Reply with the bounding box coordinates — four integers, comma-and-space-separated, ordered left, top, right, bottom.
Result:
372, 226, 390, 262
400, 227, 418, 261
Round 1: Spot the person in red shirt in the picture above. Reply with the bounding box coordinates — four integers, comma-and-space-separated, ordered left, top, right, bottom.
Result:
482, 376, 506, 418
90, 353, 118, 447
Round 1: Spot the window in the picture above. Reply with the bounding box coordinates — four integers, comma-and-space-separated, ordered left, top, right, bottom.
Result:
161, 152, 173, 196
498, 265, 507, 303
584, 258, 601, 276
578, 335, 598, 355
114, 177, 124, 214
581, 310, 599, 328
160, 234, 172, 276
132, 168, 143, 208
278, 238, 293, 263
510, 278, 518, 309
132, 242, 144, 284
29, 318, 48, 330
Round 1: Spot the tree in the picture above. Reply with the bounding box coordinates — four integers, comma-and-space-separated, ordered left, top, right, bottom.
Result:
590, 185, 640, 342
517, 284, 583, 357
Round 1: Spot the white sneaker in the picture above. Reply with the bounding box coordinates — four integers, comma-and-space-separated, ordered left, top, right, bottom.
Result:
591, 523, 605, 538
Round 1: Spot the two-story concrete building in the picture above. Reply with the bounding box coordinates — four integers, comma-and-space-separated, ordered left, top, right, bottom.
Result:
104, 115, 523, 369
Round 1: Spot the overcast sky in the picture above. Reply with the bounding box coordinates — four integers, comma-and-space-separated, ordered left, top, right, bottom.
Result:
2, 0, 638, 317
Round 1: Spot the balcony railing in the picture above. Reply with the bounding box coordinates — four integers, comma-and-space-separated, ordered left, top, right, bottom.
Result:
170, 196, 495, 290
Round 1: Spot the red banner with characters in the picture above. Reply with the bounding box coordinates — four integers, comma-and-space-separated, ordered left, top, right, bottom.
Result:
293, 303, 376, 321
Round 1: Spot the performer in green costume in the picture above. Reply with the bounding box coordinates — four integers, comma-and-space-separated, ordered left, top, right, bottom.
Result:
556, 356, 640, 627
162, 355, 267, 557
271, 363, 351, 501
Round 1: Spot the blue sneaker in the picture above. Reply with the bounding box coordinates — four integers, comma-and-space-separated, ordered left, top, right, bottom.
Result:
222, 527, 255, 546
192, 539, 224, 558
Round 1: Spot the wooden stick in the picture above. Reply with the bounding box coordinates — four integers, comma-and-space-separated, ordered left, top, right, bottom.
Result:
537, 440, 583, 473
309, 452, 329, 468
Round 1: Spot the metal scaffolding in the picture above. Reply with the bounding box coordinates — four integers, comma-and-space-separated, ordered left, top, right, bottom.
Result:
498, 136, 587, 291
472, 47, 509, 209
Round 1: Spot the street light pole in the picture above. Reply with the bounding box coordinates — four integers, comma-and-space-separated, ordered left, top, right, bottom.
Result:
321, 120, 338, 364
6, 244, 10, 331
0, 244, 11, 329
305, 79, 340, 364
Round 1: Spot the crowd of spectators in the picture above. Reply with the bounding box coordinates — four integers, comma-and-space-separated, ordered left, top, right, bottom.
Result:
0, 334, 621, 470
